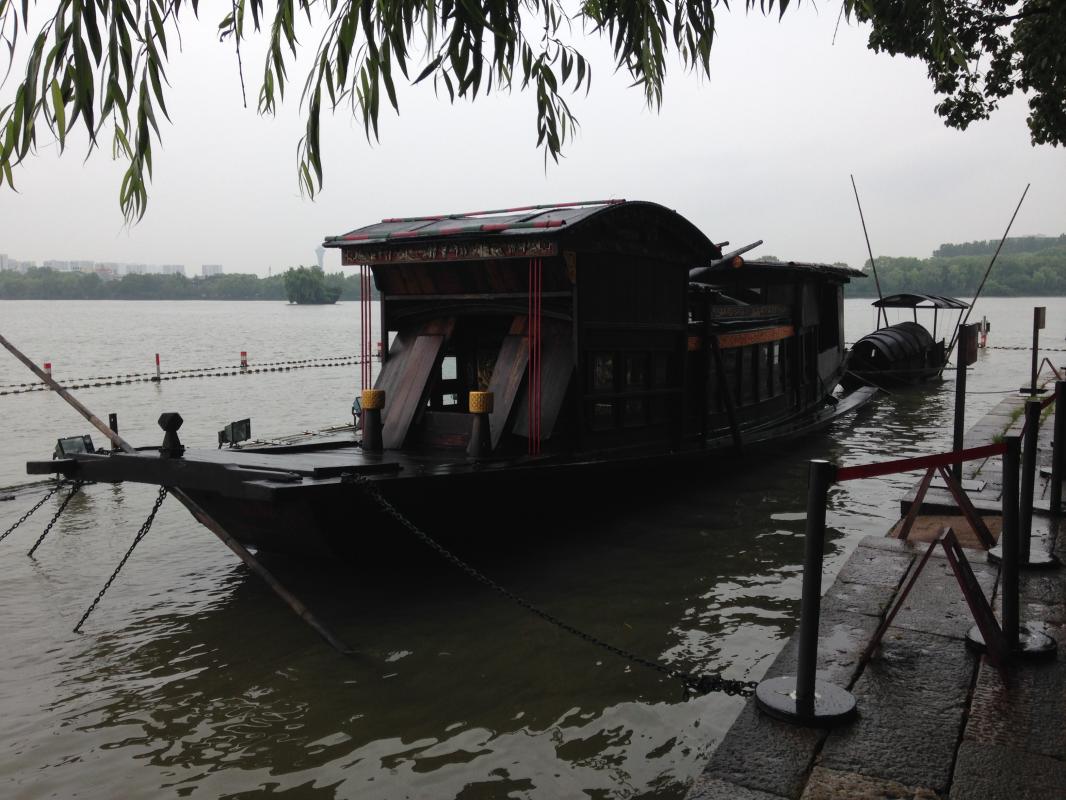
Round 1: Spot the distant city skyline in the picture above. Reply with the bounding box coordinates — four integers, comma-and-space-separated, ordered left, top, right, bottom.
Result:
0, 255, 230, 279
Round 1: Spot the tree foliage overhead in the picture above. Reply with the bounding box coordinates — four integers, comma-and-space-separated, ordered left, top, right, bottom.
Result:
0, 0, 1061, 223
846, 0, 1066, 145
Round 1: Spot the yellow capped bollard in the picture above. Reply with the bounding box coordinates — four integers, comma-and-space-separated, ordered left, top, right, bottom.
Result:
361, 388, 386, 410
361, 389, 385, 453
468, 391, 494, 460
468, 391, 494, 415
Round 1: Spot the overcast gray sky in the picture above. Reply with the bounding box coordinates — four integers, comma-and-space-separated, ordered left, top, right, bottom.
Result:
1, 5, 1063, 275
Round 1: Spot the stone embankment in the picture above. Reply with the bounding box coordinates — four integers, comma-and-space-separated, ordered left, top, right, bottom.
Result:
690, 395, 1066, 799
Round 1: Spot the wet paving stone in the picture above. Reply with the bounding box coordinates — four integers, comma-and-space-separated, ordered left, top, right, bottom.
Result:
962, 624, 1066, 763
701, 609, 882, 799
885, 554, 998, 640
949, 741, 1066, 800
816, 628, 976, 794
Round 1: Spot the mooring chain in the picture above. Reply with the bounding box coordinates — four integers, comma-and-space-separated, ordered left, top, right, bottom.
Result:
73, 486, 169, 634
0, 481, 67, 545
26, 480, 85, 557
346, 474, 757, 698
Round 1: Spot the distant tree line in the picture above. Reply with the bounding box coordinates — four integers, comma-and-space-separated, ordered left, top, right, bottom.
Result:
0, 267, 378, 301
846, 241, 1066, 298
933, 235, 1066, 259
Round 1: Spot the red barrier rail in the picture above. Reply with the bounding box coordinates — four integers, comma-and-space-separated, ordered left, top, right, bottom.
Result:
836, 442, 1007, 483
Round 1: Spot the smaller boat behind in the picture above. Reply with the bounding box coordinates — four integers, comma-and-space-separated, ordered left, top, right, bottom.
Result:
844, 293, 969, 390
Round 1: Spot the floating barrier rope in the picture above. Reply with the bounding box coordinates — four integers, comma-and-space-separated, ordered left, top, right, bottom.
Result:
0, 355, 382, 396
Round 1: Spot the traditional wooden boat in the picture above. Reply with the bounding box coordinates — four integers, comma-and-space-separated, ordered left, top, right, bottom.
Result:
29, 200, 877, 557
842, 293, 969, 390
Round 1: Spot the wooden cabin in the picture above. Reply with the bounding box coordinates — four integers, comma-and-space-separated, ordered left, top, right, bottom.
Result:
324, 200, 863, 461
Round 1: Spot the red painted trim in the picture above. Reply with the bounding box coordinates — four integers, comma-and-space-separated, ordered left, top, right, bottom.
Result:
836, 442, 1007, 483
716, 325, 794, 349
380, 199, 625, 224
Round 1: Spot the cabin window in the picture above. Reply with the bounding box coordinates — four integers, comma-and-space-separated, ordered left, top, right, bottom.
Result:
781, 339, 792, 392
592, 402, 615, 431
625, 353, 649, 390
422, 317, 511, 414
652, 353, 671, 388
442, 355, 457, 380
766, 342, 776, 396
592, 353, 615, 392
650, 396, 669, 425
623, 398, 647, 427
818, 286, 840, 351
719, 349, 737, 409
585, 346, 675, 434
741, 347, 757, 405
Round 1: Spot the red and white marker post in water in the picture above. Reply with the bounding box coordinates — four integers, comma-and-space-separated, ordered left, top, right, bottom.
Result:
240, 351, 249, 370
154, 353, 161, 382
43, 361, 52, 379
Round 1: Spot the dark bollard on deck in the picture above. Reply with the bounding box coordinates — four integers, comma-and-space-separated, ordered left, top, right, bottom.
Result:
755, 460, 857, 727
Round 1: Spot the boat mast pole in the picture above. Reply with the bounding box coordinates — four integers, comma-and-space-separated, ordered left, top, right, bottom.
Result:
943, 184, 1030, 367
0, 332, 354, 656
850, 175, 886, 329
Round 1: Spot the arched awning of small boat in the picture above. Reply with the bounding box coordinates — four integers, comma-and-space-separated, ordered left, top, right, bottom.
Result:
853, 321, 935, 361
872, 293, 970, 309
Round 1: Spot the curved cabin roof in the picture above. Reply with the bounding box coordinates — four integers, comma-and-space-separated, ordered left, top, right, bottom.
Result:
323, 200, 721, 265
872, 293, 969, 309
853, 321, 935, 362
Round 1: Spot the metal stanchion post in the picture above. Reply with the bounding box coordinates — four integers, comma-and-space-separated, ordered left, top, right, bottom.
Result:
756, 460, 857, 727
1051, 381, 1066, 517
953, 359, 967, 483
953, 323, 979, 483
1020, 399, 1039, 559
972, 436, 1056, 658
1001, 437, 1020, 650
1018, 399, 1057, 568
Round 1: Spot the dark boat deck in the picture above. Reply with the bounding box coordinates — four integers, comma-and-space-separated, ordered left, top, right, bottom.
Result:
34, 386, 879, 493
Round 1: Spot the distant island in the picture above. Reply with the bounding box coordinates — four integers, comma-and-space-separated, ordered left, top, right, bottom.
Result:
283, 266, 343, 304
0, 266, 377, 301
844, 234, 1066, 298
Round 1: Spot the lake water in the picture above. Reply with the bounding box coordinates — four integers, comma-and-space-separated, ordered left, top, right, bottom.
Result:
0, 297, 1063, 799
